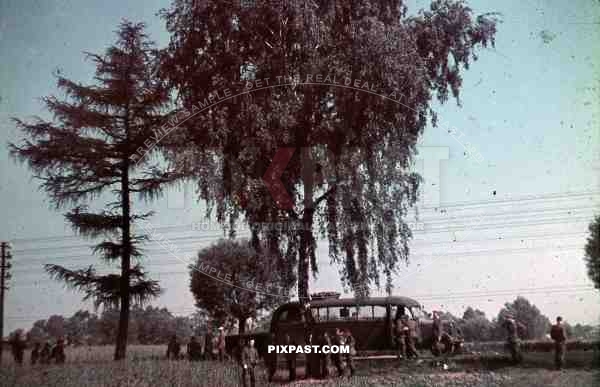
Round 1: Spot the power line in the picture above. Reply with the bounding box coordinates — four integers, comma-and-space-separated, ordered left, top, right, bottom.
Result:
9, 190, 600, 246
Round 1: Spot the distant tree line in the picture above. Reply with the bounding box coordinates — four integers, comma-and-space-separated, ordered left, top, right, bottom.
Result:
439, 296, 597, 342
12, 307, 205, 346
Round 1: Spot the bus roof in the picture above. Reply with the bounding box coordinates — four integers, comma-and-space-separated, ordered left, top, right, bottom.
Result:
280, 296, 421, 308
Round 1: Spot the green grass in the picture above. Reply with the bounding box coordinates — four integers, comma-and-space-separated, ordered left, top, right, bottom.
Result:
0, 345, 597, 387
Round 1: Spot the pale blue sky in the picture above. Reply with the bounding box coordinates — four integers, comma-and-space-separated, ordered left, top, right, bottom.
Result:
1, 0, 599, 333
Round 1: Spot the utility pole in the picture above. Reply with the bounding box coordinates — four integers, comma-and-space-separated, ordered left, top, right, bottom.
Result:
0, 241, 12, 366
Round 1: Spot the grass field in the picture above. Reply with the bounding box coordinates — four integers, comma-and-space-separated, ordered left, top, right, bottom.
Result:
0, 345, 598, 387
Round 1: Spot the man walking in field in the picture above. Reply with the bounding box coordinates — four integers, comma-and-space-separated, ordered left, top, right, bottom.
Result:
503, 314, 525, 364
30, 342, 41, 365
331, 328, 345, 376
241, 339, 259, 387
550, 316, 567, 370
187, 336, 202, 361
217, 326, 227, 361
9, 331, 25, 365
166, 334, 181, 359
431, 311, 443, 356
343, 329, 356, 376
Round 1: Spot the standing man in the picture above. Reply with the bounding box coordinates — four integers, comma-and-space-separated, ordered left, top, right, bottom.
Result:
187, 336, 202, 361
394, 314, 406, 360
284, 334, 297, 382
264, 333, 278, 383
30, 342, 41, 366
431, 311, 443, 356
166, 334, 181, 359
40, 342, 52, 364
317, 331, 331, 379
241, 339, 259, 387
331, 328, 345, 376
402, 315, 419, 359
343, 329, 356, 377
9, 331, 25, 365
51, 338, 66, 364
503, 314, 524, 364
204, 330, 214, 360
550, 316, 567, 370
217, 326, 227, 361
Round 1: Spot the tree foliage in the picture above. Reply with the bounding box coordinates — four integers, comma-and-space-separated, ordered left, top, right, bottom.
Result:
189, 239, 292, 334
584, 215, 600, 290
9, 21, 175, 359
160, 0, 498, 300
497, 296, 550, 340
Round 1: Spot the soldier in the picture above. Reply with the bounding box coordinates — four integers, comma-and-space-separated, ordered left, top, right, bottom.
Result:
402, 315, 419, 359
550, 316, 567, 370
9, 331, 25, 365
40, 342, 52, 364
166, 334, 181, 359
217, 327, 227, 361
317, 331, 331, 379
284, 334, 297, 382
331, 328, 345, 376
204, 330, 214, 360
187, 336, 203, 361
431, 311, 443, 356
394, 315, 406, 360
343, 329, 356, 377
264, 333, 278, 382
51, 338, 66, 364
305, 332, 320, 379
503, 314, 525, 364
241, 339, 259, 387
30, 342, 41, 366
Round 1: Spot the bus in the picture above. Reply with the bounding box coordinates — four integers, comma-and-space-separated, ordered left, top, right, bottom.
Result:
269, 294, 435, 353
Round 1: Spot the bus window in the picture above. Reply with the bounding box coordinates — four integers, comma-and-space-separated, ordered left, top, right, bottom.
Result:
356, 306, 371, 319
372, 306, 387, 319
311, 307, 326, 321
393, 305, 407, 321
327, 306, 350, 320
410, 306, 425, 320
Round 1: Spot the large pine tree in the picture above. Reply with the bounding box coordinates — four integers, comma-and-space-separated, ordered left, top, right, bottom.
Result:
160, 0, 498, 301
10, 21, 176, 360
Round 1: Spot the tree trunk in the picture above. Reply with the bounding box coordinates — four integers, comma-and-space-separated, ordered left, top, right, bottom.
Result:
115, 150, 131, 360
298, 148, 315, 303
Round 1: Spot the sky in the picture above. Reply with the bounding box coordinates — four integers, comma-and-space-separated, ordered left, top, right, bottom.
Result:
0, 0, 599, 334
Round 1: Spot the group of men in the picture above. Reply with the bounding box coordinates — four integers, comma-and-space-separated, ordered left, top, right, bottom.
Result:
165, 326, 227, 361
9, 331, 66, 366
240, 328, 357, 387
504, 314, 568, 370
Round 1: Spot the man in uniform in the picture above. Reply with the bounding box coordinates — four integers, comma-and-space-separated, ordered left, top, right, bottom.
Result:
317, 331, 331, 379
30, 342, 41, 366
264, 333, 278, 382
40, 342, 52, 364
204, 330, 214, 360
187, 336, 203, 361
550, 316, 567, 370
503, 314, 525, 364
305, 332, 319, 379
217, 327, 227, 361
166, 334, 181, 359
51, 338, 66, 364
284, 334, 297, 381
393, 313, 405, 360
241, 339, 259, 387
9, 331, 25, 365
431, 311, 443, 356
331, 328, 345, 376
343, 329, 356, 377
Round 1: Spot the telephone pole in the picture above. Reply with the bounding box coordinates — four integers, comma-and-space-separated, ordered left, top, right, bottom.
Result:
0, 241, 12, 366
